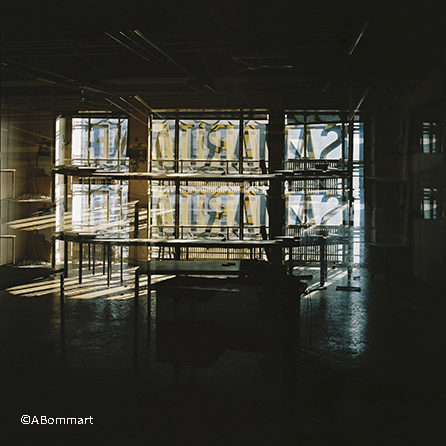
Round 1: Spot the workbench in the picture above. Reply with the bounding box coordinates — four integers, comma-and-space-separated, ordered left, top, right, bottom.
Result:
53, 233, 335, 287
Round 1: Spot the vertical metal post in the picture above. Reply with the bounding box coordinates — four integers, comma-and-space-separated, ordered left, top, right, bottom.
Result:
51, 169, 56, 267
87, 118, 91, 166
51, 170, 56, 203
92, 243, 96, 275
64, 174, 68, 212
443, 75, 446, 284
238, 113, 244, 241
268, 110, 286, 265
239, 111, 244, 174
107, 243, 112, 287
117, 119, 122, 173
149, 114, 153, 173
64, 238, 68, 278
51, 236, 56, 268
134, 272, 139, 369
348, 87, 355, 283
120, 246, 124, 283
341, 120, 347, 263
79, 241, 83, 284
88, 178, 91, 228
320, 236, 326, 287
174, 117, 180, 259
147, 270, 152, 345
134, 204, 139, 237
60, 271, 65, 366
102, 244, 106, 275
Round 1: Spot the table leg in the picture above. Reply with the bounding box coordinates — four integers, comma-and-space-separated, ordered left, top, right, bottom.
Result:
288, 247, 293, 275
79, 241, 83, 284
64, 239, 68, 278
120, 246, 123, 283
107, 243, 112, 287
320, 237, 326, 287
92, 244, 96, 275
148, 273, 151, 342
102, 245, 106, 275
51, 237, 56, 268
134, 273, 139, 368
60, 271, 65, 365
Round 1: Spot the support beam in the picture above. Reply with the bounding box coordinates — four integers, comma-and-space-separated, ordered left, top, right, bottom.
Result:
128, 116, 149, 266
267, 110, 285, 265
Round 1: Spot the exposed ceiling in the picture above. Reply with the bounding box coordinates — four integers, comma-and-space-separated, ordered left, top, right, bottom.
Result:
1, 0, 444, 117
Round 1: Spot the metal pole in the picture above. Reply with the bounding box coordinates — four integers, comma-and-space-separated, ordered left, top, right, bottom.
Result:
174, 116, 180, 259
107, 243, 112, 287
134, 272, 139, 369
64, 174, 68, 212
64, 238, 68, 278
147, 271, 152, 346
102, 245, 106, 275
120, 246, 123, 283
348, 87, 355, 283
79, 241, 83, 284
320, 236, 326, 287
51, 236, 56, 268
92, 243, 96, 275
239, 112, 244, 241
60, 271, 65, 366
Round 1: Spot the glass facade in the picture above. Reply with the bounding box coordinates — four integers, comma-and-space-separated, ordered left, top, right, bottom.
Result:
284, 115, 364, 265
148, 114, 364, 265
56, 117, 129, 263
56, 113, 364, 265
149, 117, 269, 247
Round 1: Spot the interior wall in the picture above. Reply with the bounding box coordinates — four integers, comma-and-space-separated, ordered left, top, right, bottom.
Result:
1, 115, 54, 265
370, 109, 403, 245
401, 74, 445, 290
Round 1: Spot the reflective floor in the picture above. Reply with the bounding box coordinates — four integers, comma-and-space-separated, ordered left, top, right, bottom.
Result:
1, 263, 445, 445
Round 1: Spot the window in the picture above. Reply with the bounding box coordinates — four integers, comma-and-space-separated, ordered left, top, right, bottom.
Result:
149, 116, 269, 244
284, 113, 364, 265
55, 117, 129, 263
422, 185, 443, 219
421, 121, 443, 154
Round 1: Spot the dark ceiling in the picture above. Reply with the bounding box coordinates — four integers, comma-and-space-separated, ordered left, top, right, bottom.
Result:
1, 0, 444, 117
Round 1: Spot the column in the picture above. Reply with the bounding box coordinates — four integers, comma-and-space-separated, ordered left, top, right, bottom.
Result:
128, 116, 149, 266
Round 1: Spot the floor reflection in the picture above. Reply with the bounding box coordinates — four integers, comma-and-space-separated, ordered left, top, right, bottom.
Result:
1, 263, 444, 445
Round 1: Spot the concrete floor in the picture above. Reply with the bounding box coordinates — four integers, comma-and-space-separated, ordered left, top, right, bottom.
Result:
0, 262, 445, 445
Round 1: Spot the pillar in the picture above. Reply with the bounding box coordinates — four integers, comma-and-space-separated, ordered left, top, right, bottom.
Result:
128, 116, 149, 266
268, 110, 286, 265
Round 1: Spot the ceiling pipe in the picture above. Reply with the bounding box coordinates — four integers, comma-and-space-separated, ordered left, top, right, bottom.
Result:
133, 95, 165, 119
132, 29, 217, 94
2, 59, 74, 83
118, 31, 160, 61
349, 86, 371, 122
105, 32, 151, 63
132, 30, 176, 63
105, 98, 148, 126
348, 21, 370, 56
119, 96, 148, 117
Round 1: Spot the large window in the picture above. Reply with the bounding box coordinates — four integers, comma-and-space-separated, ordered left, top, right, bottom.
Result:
149, 116, 269, 245
148, 112, 364, 265
71, 118, 129, 170
151, 118, 267, 173
284, 113, 364, 265
55, 117, 129, 263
